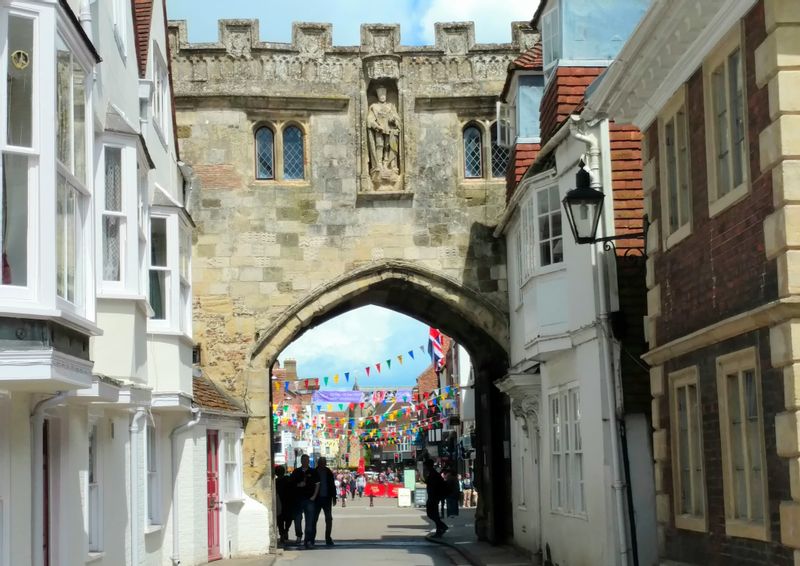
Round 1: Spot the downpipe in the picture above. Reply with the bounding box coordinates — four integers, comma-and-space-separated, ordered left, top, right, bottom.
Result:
570, 117, 633, 566
170, 407, 201, 565
31, 392, 68, 566
129, 408, 148, 566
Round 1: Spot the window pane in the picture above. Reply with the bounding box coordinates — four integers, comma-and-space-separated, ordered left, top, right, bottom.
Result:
149, 270, 167, 320
103, 216, 122, 281
7, 15, 34, 147
1, 154, 28, 286
464, 126, 482, 178
677, 110, 690, 228
727, 373, 747, 519
105, 148, 122, 211
150, 217, 167, 267
744, 370, 763, 523
491, 124, 510, 178
255, 128, 274, 180
665, 119, 679, 233
56, 37, 72, 167
72, 62, 86, 183
713, 65, 731, 196
688, 384, 703, 516
678, 386, 691, 513
57, 177, 78, 303
728, 49, 745, 188
283, 126, 305, 180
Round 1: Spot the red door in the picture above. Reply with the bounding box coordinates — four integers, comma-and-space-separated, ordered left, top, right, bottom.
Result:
207, 431, 222, 561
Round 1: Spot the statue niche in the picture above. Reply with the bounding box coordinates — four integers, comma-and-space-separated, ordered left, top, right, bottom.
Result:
366, 81, 402, 191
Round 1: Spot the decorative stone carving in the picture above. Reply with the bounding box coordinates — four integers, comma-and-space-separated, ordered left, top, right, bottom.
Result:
435, 22, 475, 55
496, 372, 542, 437
293, 23, 333, 56
511, 22, 537, 51
364, 55, 400, 80
366, 84, 401, 190
361, 24, 400, 54
220, 21, 258, 59
511, 396, 541, 436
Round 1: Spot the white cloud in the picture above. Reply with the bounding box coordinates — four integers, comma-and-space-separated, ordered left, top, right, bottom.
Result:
420, 0, 537, 44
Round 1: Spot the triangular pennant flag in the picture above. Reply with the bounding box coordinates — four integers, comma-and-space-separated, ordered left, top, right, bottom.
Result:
324, 376, 329, 386
408, 350, 415, 360
345, 372, 350, 383
365, 367, 371, 377
376, 363, 382, 373
333, 374, 340, 384
397, 354, 403, 365
419, 345, 425, 354
339, 403, 344, 410
386, 359, 392, 370
327, 404, 332, 411
316, 404, 322, 412
284, 381, 289, 391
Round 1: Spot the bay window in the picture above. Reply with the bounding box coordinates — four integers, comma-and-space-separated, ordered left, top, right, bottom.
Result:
541, 2, 561, 78
152, 45, 169, 138
148, 210, 192, 333
102, 148, 124, 282
536, 186, 563, 267
149, 216, 169, 320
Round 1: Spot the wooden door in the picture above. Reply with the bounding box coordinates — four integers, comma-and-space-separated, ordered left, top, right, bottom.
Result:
206, 430, 222, 561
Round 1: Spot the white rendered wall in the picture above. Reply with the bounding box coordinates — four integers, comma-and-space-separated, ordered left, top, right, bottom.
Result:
2, 393, 32, 566
146, 335, 193, 396
93, 301, 149, 384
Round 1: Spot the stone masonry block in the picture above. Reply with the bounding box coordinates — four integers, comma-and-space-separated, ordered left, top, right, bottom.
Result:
651, 366, 665, 397
646, 256, 655, 289
776, 410, 800, 457
771, 319, 800, 367
656, 493, 671, 524
760, 116, 800, 172
791, 457, 800, 501
773, 161, 800, 208
653, 428, 668, 462
769, 71, 800, 121
653, 462, 664, 493
777, 251, 800, 298
646, 219, 660, 256
756, 26, 800, 88
764, 207, 800, 259
647, 285, 662, 318
787, 365, 800, 410
781, 500, 800, 548
765, 0, 800, 33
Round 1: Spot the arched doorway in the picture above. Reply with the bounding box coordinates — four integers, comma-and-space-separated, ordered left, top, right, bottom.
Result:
249, 260, 512, 545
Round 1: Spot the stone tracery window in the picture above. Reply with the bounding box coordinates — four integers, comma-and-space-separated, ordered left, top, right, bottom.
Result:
282, 125, 305, 180
463, 124, 483, 179
255, 126, 275, 180
491, 122, 511, 178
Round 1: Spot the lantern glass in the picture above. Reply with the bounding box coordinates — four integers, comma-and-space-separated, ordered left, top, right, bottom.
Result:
562, 167, 606, 244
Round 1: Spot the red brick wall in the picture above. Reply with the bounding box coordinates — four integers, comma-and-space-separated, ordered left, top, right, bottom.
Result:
505, 142, 540, 202
539, 67, 605, 144
651, 2, 777, 347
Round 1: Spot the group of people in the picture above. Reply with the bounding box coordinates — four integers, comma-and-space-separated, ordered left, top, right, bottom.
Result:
274, 456, 370, 548
422, 462, 478, 537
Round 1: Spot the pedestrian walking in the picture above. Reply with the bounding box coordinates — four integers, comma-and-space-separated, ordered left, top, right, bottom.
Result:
274, 465, 296, 545
445, 470, 460, 517
423, 459, 448, 537
356, 474, 365, 498
462, 472, 474, 508
313, 457, 337, 546
349, 476, 357, 500
289, 455, 320, 548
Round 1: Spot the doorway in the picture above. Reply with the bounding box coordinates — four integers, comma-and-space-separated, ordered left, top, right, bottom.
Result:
206, 430, 222, 561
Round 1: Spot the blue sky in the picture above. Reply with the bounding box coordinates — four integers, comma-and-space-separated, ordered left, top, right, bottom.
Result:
278, 306, 433, 388
167, 0, 535, 46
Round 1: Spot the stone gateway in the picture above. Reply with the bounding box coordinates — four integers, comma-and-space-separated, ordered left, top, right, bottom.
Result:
169, 18, 534, 544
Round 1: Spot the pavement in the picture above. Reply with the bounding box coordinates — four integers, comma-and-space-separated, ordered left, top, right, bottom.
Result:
202, 497, 534, 566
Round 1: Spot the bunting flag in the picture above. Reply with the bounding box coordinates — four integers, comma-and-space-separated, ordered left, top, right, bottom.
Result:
365, 366, 371, 377
408, 349, 415, 360
345, 372, 350, 383
376, 363, 382, 373
386, 359, 392, 370
323, 376, 329, 386
397, 354, 403, 365
333, 374, 340, 384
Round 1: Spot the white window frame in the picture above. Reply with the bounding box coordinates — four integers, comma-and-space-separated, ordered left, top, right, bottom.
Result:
148, 209, 191, 335
87, 420, 102, 552
715, 347, 769, 542
703, 25, 749, 218
518, 194, 537, 284
549, 384, 584, 517
534, 185, 564, 271
112, 0, 127, 58
137, 163, 149, 297
496, 101, 513, 149
151, 43, 169, 143
512, 226, 524, 309
222, 430, 243, 501
541, 1, 561, 80
658, 87, 692, 249
145, 420, 161, 526
668, 366, 707, 533
148, 213, 170, 326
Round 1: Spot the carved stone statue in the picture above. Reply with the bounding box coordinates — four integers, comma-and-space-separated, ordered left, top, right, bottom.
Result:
367, 86, 401, 187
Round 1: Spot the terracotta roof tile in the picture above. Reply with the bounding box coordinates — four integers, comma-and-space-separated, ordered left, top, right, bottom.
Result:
501, 41, 543, 100
132, 0, 153, 79
193, 375, 246, 415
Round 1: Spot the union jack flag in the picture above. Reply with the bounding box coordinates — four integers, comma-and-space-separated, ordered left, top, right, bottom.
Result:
427, 327, 445, 372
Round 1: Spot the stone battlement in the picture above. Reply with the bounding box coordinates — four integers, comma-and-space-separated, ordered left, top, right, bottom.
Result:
167, 19, 536, 58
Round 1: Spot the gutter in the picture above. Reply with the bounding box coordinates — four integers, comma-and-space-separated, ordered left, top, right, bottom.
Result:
170, 407, 202, 565
493, 121, 570, 237
31, 393, 68, 566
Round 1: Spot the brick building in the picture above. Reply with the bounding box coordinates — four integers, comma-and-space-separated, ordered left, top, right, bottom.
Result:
585, 0, 800, 564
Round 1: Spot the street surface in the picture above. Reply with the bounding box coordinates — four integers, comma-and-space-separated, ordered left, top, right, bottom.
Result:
275, 496, 471, 566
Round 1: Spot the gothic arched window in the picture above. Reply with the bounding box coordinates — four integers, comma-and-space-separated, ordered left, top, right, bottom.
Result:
491, 122, 511, 178
283, 125, 305, 180
463, 125, 483, 179
255, 127, 275, 180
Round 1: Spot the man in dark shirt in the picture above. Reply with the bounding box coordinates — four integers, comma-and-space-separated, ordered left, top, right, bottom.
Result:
274, 465, 296, 544
313, 457, 337, 546
423, 459, 449, 537
289, 454, 320, 548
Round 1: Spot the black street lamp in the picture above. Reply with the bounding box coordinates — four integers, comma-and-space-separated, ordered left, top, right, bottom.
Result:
562, 162, 647, 248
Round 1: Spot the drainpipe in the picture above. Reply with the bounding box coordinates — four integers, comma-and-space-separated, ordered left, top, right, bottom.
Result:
169, 407, 201, 565
570, 117, 632, 566
31, 392, 68, 566
129, 408, 147, 566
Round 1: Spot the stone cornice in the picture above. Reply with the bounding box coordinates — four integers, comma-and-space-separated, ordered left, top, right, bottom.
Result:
643, 298, 800, 366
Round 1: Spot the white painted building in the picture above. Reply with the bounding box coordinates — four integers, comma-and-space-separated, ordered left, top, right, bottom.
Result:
0, 0, 268, 564
494, 1, 657, 564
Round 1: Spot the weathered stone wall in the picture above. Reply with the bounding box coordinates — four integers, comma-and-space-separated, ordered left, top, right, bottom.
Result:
169, 19, 532, 508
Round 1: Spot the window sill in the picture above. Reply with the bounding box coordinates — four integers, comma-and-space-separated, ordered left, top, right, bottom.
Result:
147, 328, 195, 346
725, 519, 769, 542
674, 514, 707, 533
224, 496, 246, 504
550, 509, 588, 521
98, 292, 148, 303
708, 183, 749, 218
144, 524, 163, 535
86, 552, 104, 564
664, 223, 692, 251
